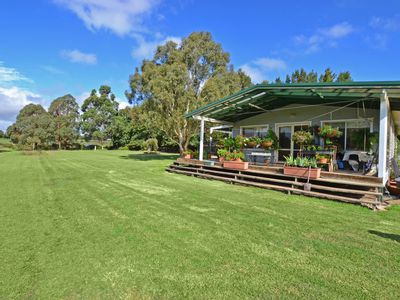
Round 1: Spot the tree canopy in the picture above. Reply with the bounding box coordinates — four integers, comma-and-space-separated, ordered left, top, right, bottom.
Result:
126, 32, 252, 152
81, 85, 119, 149
276, 68, 353, 84
48, 94, 80, 149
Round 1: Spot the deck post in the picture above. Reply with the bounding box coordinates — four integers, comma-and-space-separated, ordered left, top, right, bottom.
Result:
199, 117, 205, 161
378, 90, 389, 184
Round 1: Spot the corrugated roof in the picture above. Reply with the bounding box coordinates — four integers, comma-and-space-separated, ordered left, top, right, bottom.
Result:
186, 81, 400, 122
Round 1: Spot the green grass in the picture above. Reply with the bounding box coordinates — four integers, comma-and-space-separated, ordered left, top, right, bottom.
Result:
0, 150, 399, 299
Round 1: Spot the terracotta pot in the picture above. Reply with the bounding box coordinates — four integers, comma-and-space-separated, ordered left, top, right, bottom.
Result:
183, 154, 192, 159
218, 157, 225, 163
234, 158, 243, 162
261, 141, 273, 149
283, 166, 321, 179
318, 158, 329, 164
223, 161, 249, 170
246, 141, 257, 148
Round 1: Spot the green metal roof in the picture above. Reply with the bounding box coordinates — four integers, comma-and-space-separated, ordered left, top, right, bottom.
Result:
186, 81, 400, 123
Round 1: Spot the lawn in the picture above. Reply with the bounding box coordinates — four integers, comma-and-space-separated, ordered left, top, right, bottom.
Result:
0, 150, 399, 299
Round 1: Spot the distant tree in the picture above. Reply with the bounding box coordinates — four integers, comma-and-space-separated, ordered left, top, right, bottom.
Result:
126, 32, 251, 153
48, 94, 80, 149
282, 68, 352, 83
108, 108, 134, 148
336, 71, 352, 82
274, 77, 282, 84
9, 104, 53, 150
81, 85, 119, 149
0, 130, 4, 138
319, 68, 336, 82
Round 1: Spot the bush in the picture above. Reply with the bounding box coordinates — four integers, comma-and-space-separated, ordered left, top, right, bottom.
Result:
143, 138, 158, 152
128, 139, 144, 151
118, 146, 129, 150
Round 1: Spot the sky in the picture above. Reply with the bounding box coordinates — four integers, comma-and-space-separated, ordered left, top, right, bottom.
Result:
1, 0, 400, 131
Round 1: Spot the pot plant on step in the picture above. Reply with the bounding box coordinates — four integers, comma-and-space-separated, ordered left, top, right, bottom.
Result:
223, 151, 249, 170
261, 129, 278, 149
182, 150, 193, 159
244, 136, 260, 148
217, 148, 228, 163
316, 153, 330, 164
283, 155, 321, 179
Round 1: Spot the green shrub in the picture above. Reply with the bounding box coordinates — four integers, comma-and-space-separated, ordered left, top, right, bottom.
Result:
143, 138, 158, 152
128, 140, 144, 151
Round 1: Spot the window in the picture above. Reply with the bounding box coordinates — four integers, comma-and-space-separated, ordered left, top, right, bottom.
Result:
241, 126, 269, 137
322, 119, 372, 151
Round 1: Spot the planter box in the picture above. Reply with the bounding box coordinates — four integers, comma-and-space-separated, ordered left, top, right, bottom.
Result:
223, 161, 249, 170
183, 154, 192, 159
283, 166, 321, 179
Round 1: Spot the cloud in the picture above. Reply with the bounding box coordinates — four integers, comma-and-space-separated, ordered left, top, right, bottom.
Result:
54, 0, 161, 36
0, 62, 33, 84
294, 22, 354, 54
132, 35, 181, 60
240, 57, 286, 84
41, 65, 66, 75
370, 15, 400, 31
61, 49, 97, 65
0, 86, 45, 130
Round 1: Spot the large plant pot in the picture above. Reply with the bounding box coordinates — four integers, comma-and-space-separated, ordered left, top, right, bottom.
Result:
318, 158, 329, 164
183, 154, 192, 159
218, 157, 225, 163
261, 141, 273, 149
246, 141, 257, 148
223, 161, 249, 170
283, 166, 321, 179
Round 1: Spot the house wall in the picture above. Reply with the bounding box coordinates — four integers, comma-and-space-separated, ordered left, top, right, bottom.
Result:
231, 104, 380, 135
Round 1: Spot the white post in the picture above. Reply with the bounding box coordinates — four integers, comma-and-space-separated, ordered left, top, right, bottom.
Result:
378, 90, 389, 183
199, 117, 205, 161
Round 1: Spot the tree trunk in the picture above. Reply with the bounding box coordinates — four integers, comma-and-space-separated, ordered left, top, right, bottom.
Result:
58, 141, 61, 150
94, 145, 97, 151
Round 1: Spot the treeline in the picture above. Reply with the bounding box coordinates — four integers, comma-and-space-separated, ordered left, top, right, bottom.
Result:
6, 87, 172, 151
5, 31, 353, 153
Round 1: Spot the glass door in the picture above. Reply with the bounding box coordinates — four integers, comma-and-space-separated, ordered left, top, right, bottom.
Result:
277, 123, 310, 161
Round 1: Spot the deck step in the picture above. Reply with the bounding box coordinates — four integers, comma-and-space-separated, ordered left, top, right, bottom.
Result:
168, 160, 383, 207
166, 167, 379, 206
169, 164, 381, 197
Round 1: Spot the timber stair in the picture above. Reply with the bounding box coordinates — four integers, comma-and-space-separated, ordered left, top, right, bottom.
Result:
167, 160, 384, 207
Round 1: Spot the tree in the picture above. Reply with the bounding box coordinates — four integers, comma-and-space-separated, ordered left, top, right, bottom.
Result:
108, 108, 134, 148
48, 94, 80, 149
337, 71, 352, 82
81, 85, 119, 149
319, 68, 336, 82
9, 104, 53, 150
126, 32, 252, 153
0, 130, 4, 138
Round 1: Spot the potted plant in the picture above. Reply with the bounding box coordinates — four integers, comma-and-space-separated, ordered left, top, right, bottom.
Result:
318, 125, 342, 145
217, 149, 228, 163
283, 155, 321, 179
182, 150, 193, 159
261, 129, 278, 149
244, 136, 260, 148
316, 153, 330, 164
223, 151, 249, 170
292, 130, 313, 155
224, 135, 244, 152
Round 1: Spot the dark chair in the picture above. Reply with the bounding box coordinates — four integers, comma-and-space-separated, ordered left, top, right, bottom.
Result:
348, 154, 360, 171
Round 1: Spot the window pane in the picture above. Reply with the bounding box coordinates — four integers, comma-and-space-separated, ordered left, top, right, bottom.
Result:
242, 128, 256, 137
258, 127, 269, 137
279, 126, 291, 149
347, 128, 368, 151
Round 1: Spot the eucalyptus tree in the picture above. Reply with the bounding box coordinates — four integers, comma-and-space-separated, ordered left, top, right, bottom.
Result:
48, 94, 80, 149
81, 85, 119, 149
126, 32, 252, 153
9, 104, 54, 150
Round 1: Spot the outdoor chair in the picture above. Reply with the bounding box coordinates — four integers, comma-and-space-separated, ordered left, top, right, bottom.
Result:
348, 154, 360, 172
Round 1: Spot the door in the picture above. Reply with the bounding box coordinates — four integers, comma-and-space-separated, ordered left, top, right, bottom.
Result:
276, 123, 310, 161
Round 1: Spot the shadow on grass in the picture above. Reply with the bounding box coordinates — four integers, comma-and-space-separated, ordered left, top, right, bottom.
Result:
120, 153, 179, 161
368, 230, 400, 243
0, 149, 11, 153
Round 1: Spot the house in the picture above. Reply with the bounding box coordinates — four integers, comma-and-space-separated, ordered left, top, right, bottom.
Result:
169, 81, 400, 207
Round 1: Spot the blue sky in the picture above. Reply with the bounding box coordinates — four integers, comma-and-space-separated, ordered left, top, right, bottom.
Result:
1, 0, 400, 130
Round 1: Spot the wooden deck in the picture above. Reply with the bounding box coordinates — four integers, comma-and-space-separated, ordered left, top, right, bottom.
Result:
167, 158, 387, 209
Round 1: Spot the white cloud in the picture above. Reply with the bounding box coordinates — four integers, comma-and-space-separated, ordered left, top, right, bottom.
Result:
370, 15, 400, 31
55, 0, 161, 36
61, 49, 97, 65
294, 22, 354, 54
0, 62, 32, 84
0, 86, 45, 130
118, 100, 130, 110
132, 35, 181, 60
240, 57, 286, 84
